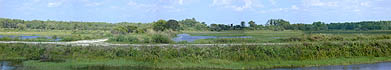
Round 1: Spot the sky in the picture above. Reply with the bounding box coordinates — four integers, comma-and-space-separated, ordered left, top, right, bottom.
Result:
0, 0, 390, 25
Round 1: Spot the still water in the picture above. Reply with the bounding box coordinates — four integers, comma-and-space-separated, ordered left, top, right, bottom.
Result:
172, 34, 251, 42
0, 61, 16, 70
1, 60, 391, 70
0, 35, 61, 41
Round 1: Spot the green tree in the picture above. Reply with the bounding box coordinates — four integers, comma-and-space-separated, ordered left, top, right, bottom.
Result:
16, 24, 27, 30
112, 25, 138, 34
166, 19, 180, 31
312, 21, 327, 30
248, 20, 256, 30
266, 19, 290, 30
153, 20, 167, 31
241, 21, 246, 28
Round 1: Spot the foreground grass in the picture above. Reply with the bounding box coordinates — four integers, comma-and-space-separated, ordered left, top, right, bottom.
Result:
305, 30, 391, 35
21, 56, 391, 70
1, 40, 391, 69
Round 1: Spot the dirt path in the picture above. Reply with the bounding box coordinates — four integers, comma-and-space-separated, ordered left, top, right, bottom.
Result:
0, 39, 289, 47
68, 39, 108, 44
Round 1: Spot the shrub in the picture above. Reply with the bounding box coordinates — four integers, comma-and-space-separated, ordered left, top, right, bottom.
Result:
151, 34, 172, 43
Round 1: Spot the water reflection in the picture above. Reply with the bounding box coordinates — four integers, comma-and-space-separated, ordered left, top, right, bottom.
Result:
172, 34, 251, 42
1, 61, 15, 70
0, 35, 61, 41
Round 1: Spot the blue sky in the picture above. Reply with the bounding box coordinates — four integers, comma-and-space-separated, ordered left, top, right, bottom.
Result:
0, 0, 390, 25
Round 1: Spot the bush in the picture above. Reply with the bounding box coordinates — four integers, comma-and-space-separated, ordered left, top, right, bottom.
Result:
109, 35, 143, 43
284, 37, 304, 42
108, 33, 175, 44
151, 34, 172, 43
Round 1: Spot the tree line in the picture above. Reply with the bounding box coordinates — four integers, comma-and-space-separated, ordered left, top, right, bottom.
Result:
1, 18, 391, 32
209, 19, 391, 31
0, 18, 114, 30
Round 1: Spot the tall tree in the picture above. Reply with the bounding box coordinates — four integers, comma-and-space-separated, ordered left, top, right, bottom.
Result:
152, 20, 167, 31
312, 21, 327, 30
266, 19, 290, 30
241, 21, 246, 28
166, 19, 180, 31
248, 20, 256, 30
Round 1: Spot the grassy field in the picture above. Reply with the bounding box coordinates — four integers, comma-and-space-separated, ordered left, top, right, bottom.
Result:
3, 29, 391, 44
183, 30, 303, 43
305, 30, 391, 35
2, 38, 391, 69
1, 30, 391, 70
0, 29, 111, 42
179, 30, 391, 44
18, 56, 391, 70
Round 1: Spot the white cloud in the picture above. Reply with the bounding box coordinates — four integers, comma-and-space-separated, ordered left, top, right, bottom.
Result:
127, 0, 183, 12
127, 1, 155, 8
302, 0, 374, 8
47, 0, 67, 8
16, 0, 43, 10
47, 2, 62, 7
291, 5, 299, 10
269, 0, 276, 5
86, 2, 102, 6
302, 0, 338, 7
257, 5, 301, 13
360, 2, 369, 7
300, 0, 377, 13
81, 0, 103, 7
212, 0, 259, 11
160, 0, 186, 5
178, 0, 184, 5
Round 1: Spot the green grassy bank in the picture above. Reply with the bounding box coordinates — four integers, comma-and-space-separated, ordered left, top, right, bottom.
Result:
1, 40, 391, 69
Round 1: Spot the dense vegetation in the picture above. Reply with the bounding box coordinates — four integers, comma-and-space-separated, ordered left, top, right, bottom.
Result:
2, 17, 391, 43
2, 17, 391, 69
1, 40, 391, 69
0, 18, 113, 30
208, 19, 391, 31
282, 34, 391, 42
0, 18, 207, 43
2, 18, 391, 32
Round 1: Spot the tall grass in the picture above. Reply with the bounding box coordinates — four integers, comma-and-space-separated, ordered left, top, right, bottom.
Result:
108, 29, 176, 44
1, 40, 391, 69
282, 34, 391, 42
108, 33, 173, 44
1, 40, 391, 62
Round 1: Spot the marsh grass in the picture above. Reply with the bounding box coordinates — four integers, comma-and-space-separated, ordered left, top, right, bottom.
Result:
184, 30, 303, 43
1, 40, 391, 69
282, 34, 391, 42
305, 30, 391, 34
108, 30, 176, 44
0, 29, 110, 41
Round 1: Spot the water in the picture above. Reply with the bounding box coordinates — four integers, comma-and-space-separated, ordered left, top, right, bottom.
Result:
0, 35, 61, 41
270, 62, 391, 70
0, 61, 16, 70
172, 34, 252, 42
